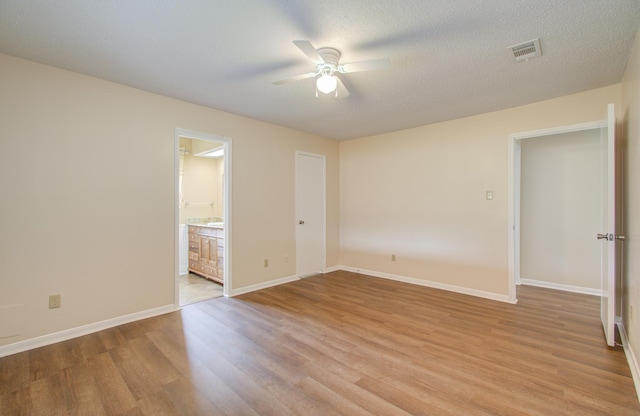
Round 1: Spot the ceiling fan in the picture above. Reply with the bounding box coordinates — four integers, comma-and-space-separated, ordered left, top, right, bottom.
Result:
272, 40, 390, 98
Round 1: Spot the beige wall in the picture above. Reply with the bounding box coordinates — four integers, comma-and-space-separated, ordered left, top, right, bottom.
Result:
622, 28, 640, 380
180, 151, 223, 222
0, 44, 633, 356
520, 129, 602, 291
191, 138, 223, 155
340, 85, 621, 298
0, 53, 340, 347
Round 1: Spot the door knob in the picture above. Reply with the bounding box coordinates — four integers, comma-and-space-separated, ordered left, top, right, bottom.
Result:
615, 235, 626, 241
597, 233, 611, 241
299, 220, 305, 225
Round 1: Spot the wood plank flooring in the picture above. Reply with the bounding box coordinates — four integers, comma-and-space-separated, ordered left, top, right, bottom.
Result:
1, 270, 639, 415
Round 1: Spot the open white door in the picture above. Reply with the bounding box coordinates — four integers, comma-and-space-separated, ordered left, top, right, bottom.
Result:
295, 152, 326, 278
599, 103, 620, 347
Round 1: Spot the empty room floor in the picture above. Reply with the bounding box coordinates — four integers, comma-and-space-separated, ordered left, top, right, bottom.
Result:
1, 271, 638, 415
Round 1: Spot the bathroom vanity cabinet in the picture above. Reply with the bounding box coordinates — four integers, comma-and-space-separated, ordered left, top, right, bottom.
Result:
188, 225, 224, 284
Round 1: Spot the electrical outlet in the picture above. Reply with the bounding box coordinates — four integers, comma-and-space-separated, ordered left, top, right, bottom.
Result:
49, 294, 61, 309
391, 254, 396, 261
264, 259, 269, 268
284, 253, 289, 263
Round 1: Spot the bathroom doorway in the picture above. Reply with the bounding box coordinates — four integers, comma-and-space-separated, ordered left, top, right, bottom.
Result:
175, 129, 231, 306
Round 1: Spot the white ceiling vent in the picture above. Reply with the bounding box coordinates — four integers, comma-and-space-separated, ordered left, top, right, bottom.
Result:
508, 38, 541, 62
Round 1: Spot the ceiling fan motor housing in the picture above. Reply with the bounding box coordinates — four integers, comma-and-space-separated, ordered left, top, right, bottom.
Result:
316, 47, 341, 70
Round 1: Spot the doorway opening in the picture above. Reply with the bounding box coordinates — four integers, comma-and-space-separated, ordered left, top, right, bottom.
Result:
509, 120, 608, 304
175, 129, 231, 307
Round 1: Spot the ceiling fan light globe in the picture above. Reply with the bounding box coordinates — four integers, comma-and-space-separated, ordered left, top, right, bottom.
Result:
317, 74, 338, 94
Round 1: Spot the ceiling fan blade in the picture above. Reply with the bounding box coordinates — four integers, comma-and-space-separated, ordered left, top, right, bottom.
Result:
272, 71, 318, 85
339, 58, 390, 73
293, 40, 325, 65
336, 76, 350, 98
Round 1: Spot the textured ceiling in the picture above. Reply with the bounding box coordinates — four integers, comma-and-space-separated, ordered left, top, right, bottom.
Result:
0, 1, 638, 140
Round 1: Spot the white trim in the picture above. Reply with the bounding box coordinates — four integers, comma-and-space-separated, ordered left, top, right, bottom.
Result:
174, 128, 233, 301
0, 304, 177, 358
174, 133, 181, 307
507, 132, 520, 298
295, 151, 327, 277
508, 120, 608, 305
519, 279, 602, 296
323, 265, 341, 273
229, 275, 300, 297
178, 224, 188, 275
339, 266, 517, 304
618, 322, 640, 401
510, 120, 607, 141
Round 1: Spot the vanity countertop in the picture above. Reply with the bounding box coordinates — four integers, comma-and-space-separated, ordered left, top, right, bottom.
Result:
186, 222, 224, 229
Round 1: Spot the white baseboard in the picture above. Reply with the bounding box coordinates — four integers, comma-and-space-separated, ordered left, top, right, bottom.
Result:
227, 266, 342, 297
338, 266, 516, 304
0, 270, 302, 355
617, 322, 640, 401
229, 275, 299, 297
0, 304, 177, 358
520, 278, 602, 296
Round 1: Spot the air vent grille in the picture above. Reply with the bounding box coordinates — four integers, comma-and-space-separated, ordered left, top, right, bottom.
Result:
508, 38, 541, 62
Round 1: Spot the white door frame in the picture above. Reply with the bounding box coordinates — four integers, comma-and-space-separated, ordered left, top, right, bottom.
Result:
508, 120, 606, 302
174, 128, 232, 306
295, 151, 326, 277
601, 103, 618, 346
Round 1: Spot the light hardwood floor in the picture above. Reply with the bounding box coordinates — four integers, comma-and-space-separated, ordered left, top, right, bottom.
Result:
1, 270, 639, 415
